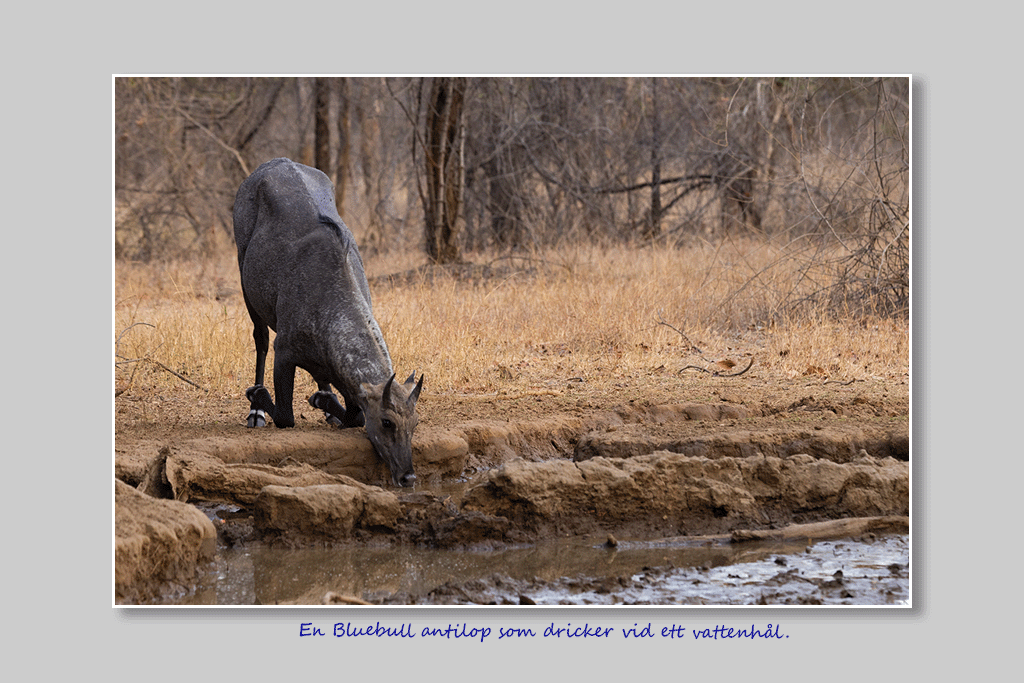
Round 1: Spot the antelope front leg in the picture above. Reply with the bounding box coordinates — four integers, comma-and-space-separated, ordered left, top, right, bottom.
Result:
309, 388, 344, 426
309, 390, 363, 428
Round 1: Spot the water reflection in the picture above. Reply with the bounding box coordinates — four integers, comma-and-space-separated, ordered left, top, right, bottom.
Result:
181, 534, 833, 605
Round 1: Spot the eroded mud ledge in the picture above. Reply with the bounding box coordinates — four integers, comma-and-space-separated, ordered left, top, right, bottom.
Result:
114, 400, 908, 603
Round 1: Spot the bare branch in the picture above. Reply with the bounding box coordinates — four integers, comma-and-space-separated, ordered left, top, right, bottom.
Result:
173, 104, 249, 177
116, 355, 207, 392
656, 310, 703, 354
656, 311, 754, 377
115, 321, 155, 349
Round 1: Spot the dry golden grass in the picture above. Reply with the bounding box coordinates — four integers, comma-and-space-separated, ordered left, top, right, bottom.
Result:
113, 240, 909, 406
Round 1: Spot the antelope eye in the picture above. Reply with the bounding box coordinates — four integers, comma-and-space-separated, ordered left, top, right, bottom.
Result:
381, 418, 395, 431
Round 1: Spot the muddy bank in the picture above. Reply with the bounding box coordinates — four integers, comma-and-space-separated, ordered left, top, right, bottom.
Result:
114, 398, 909, 604
116, 400, 908, 489
117, 432, 907, 549
462, 451, 908, 539
114, 480, 217, 603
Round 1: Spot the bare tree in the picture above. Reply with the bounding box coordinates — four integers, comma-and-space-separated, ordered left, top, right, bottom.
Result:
420, 77, 467, 264
116, 76, 909, 319
335, 77, 351, 217
646, 77, 663, 239
115, 77, 285, 260
314, 77, 331, 175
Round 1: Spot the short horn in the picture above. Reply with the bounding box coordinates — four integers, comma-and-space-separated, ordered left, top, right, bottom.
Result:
382, 373, 396, 407
408, 373, 424, 405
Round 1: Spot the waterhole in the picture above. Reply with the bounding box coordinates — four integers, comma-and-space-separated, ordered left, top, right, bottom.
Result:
175, 532, 908, 606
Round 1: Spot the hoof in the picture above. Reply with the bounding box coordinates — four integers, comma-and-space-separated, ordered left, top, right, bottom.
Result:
247, 409, 266, 428
310, 391, 347, 427
309, 390, 334, 410
246, 384, 270, 402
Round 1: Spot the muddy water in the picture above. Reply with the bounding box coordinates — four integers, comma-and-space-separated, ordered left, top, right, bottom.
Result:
177, 532, 908, 606
523, 535, 909, 606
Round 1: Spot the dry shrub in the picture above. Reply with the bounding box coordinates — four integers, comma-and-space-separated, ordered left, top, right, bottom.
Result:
115, 254, 251, 398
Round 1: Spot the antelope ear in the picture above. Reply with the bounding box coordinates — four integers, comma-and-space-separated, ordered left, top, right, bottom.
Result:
408, 374, 424, 405
357, 382, 372, 406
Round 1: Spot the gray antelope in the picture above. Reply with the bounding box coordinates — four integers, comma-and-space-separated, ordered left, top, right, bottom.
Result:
233, 157, 422, 487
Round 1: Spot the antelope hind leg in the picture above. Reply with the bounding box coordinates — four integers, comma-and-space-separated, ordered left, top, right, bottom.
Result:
245, 384, 275, 427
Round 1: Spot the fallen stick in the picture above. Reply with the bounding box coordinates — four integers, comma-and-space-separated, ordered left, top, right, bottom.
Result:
322, 592, 373, 605
730, 515, 909, 543
680, 355, 754, 377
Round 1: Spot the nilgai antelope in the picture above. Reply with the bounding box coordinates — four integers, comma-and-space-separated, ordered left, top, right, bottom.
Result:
233, 157, 422, 487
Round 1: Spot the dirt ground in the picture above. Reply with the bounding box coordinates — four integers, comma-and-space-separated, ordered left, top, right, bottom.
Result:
115, 361, 908, 460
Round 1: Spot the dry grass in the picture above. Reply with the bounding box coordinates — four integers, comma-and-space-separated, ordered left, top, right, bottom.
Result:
113, 240, 909, 406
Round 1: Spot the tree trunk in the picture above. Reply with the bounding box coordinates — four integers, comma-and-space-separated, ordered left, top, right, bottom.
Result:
646, 77, 662, 239
483, 83, 525, 248
423, 77, 466, 264
314, 77, 331, 176
356, 83, 383, 249
335, 77, 350, 217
